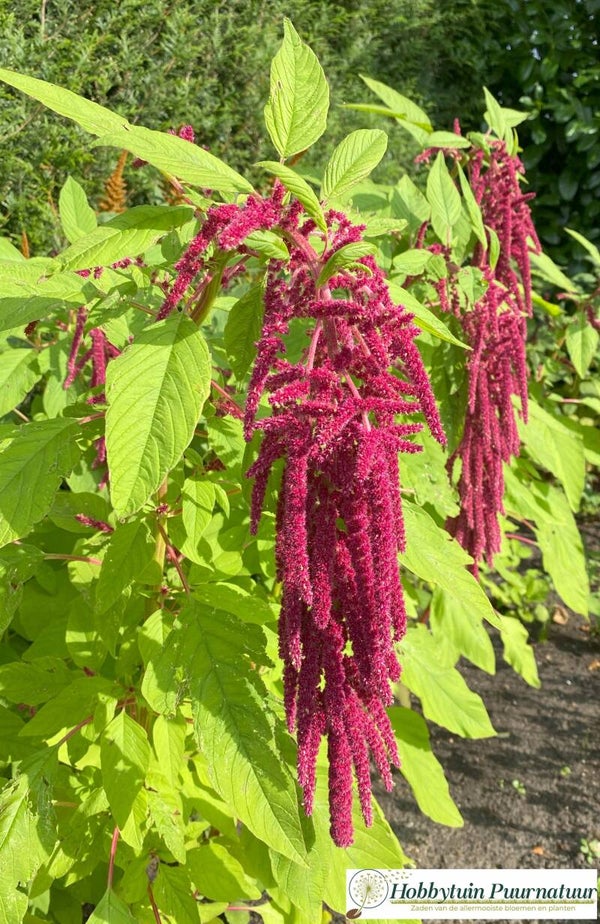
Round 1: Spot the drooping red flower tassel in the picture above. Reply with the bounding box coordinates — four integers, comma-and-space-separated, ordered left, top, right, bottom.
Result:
444, 140, 541, 574
160, 187, 445, 845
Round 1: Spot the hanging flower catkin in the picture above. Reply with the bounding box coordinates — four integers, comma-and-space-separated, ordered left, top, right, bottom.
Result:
445, 140, 541, 574
159, 185, 445, 846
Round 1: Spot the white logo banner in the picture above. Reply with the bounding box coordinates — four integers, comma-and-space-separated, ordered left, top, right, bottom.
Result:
345, 868, 598, 919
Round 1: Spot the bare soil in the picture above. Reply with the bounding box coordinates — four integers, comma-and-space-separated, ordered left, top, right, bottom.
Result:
373, 613, 600, 923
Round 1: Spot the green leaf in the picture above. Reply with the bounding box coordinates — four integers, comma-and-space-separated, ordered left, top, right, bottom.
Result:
59, 206, 193, 271
95, 125, 253, 195
146, 773, 186, 863
223, 283, 265, 380
155, 602, 306, 864
153, 864, 202, 924
400, 624, 496, 738
106, 315, 211, 516
87, 889, 137, 923
359, 75, 431, 144
270, 743, 408, 920
256, 162, 326, 231
429, 585, 495, 673
0, 67, 128, 135
387, 281, 469, 349
519, 399, 585, 512
321, 130, 387, 202
178, 477, 216, 561
389, 706, 463, 826
193, 582, 278, 625
187, 841, 261, 901
58, 177, 97, 244
19, 675, 116, 739
100, 711, 151, 829
205, 413, 246, 471
0, 659, 73, 705
529, 251, 577, 294
392, 175, 431, 231
426, 151, 462, 242
264, 19, 329, 158
95, 518, 155, 614
244, 230, 289, 261
0, 238, 25, 261
316, 241, 377, 287
0, 271, 95, 332
427, 131, 471, 149
566, 311, 599, 378
535, 485, 589, 616
497, 615, 540, 689
483, 87, 507, 139
0, 775, 46, 923
0, 418, 80, 547
0, 69, 253, 196
400, 500, 498, 629
391, 249, 433, 277
457, 164, 487, 248
0, 347, 40, 417
152, 714, 186, 788
565, 227, 600, 268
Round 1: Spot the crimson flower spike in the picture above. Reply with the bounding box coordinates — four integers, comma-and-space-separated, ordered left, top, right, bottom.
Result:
160, 185, 445, 846
444, 140, 541, 574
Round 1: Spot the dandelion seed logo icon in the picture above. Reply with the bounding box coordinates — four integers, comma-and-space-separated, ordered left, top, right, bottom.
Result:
347, 869, 388, 917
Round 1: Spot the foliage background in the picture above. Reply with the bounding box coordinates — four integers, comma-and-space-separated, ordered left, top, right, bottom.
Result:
2, 0, 599, 268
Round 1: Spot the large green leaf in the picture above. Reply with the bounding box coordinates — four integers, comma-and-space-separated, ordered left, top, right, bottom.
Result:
264, 19, 329, 158
0, 67, 128, 135
321, 129, 388, 202
565, 311, 599, 378
148, 602, 307, 864
0, 348, 40, 417
152, 865, 200, 924
426, 151, 462, 243
535, 485, 589, 616
387, 281, 470, 349
519, 399, 585, 512
400, 624, 496, 738
457, 164, 487, 248
389, 706, 463, 827
0, 67, 252, 197
504, 438, 592, 610
359, 75, 431, 145
95, 518, 155, 614
187, 841, 261, 901
106, 315, 211, 516
58, 177, 97, 244
87, 889, 137, 923
100, 711, 151, 830
0, 418, 80, 547
59, 206, 193, 271
223, 283, 265, 380
94, 125, 253, 195
0, 272, 95, 332
429, 585, 495, 674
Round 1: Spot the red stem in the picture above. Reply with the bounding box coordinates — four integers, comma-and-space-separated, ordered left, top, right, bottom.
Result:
157, 523, 190, 594
148, 884, 163, 924
506, 532, 538, 548
107, 826, 120, 888
44, 553, 103, 566
211, 379, 244, 419
56, 715, 94, 748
